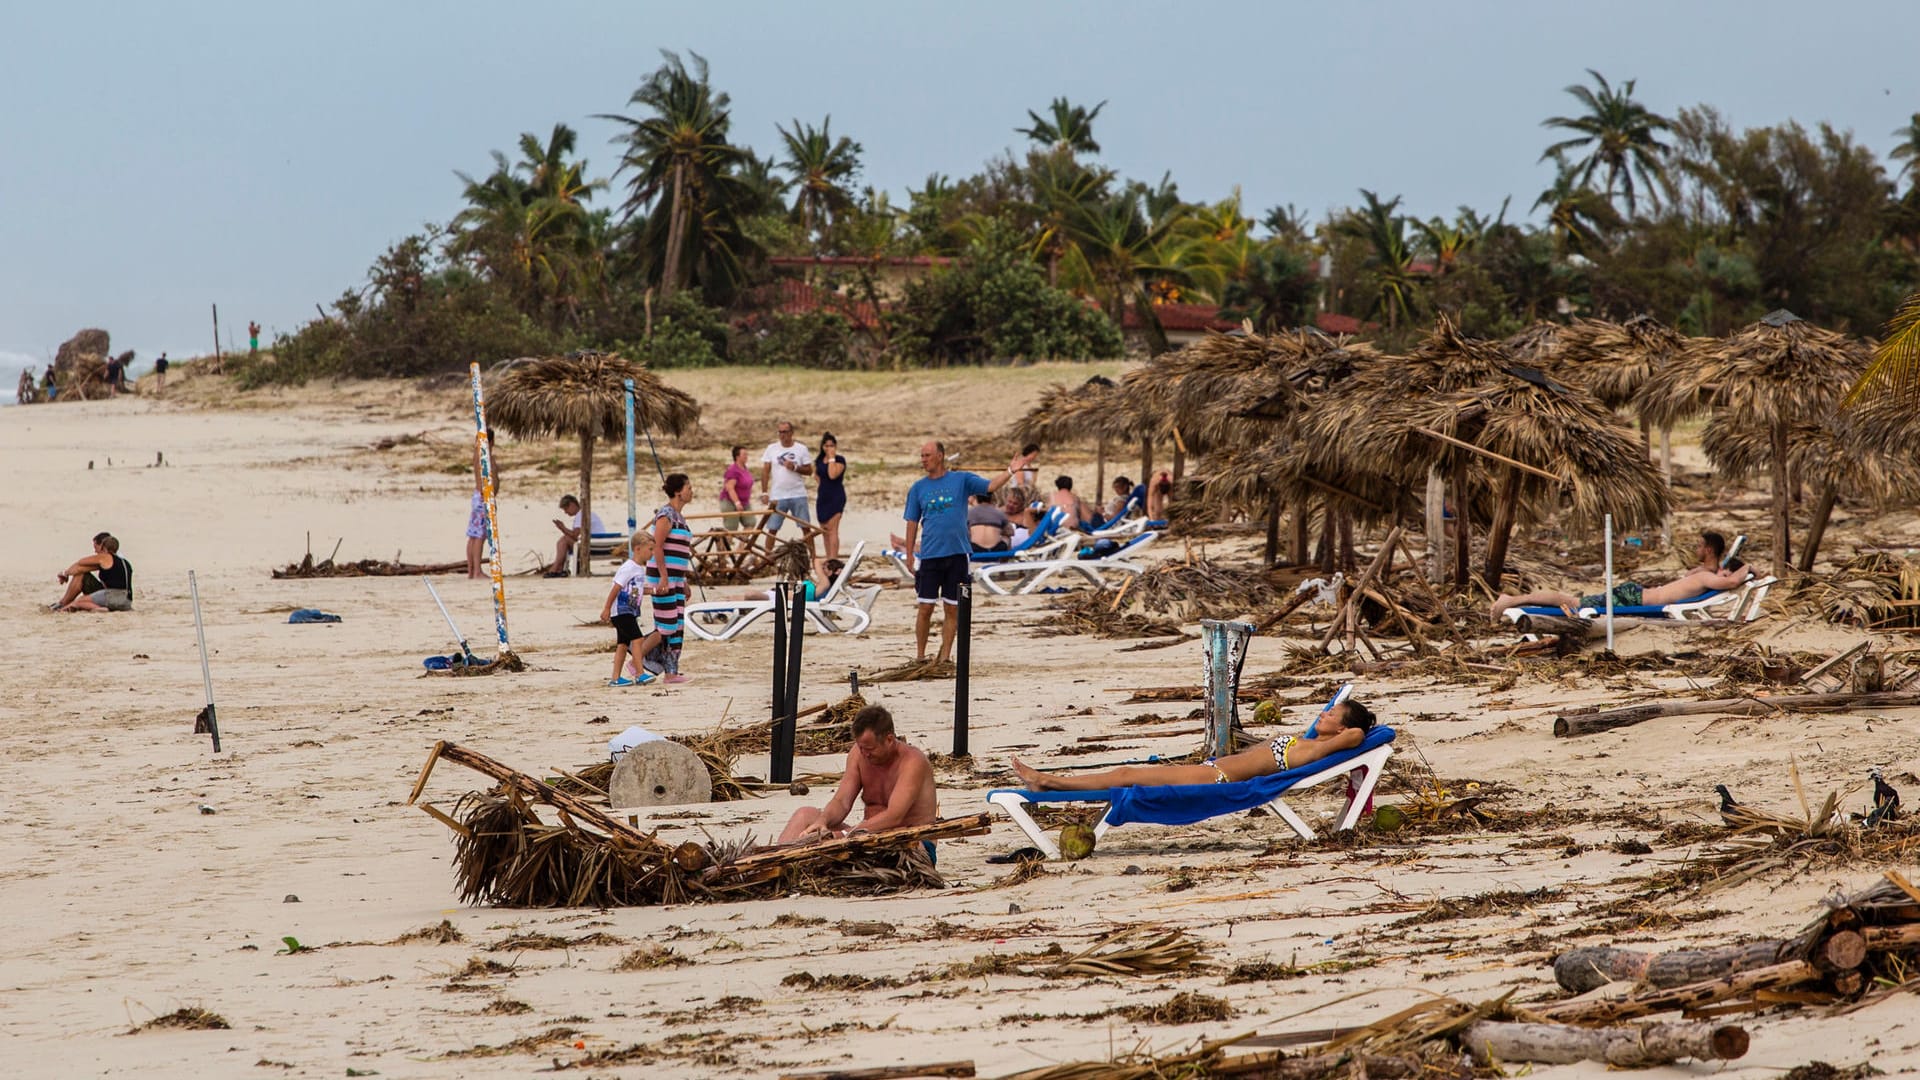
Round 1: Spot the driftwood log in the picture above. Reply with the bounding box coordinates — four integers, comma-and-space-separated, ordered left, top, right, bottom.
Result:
1554, 931, 1866, 994
1527, 960, 1819, 1024
1460, 1020, 1746, 1067
704, 814, 991, 888
780, 1063, 974, 1080
1553, 689, 1920, 737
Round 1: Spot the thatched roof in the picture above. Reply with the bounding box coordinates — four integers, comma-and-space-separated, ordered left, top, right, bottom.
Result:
1009, 375, 1145, 447
1503, 320, 1564, 366
1552, 315, 1686, 410
1635, 310, 1866, 432
1299, 316, 1669, 530
1838, 391, 1920, 460
487, 351, 700, 441
1702, 413, 1920, 507
1120, 328, 1372, 453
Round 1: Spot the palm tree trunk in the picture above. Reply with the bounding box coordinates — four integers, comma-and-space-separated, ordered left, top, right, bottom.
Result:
1796, 482, 1840, 574
1482, 466, 1523, 592
661, 160, 688, 299
577, 431, 595, 577
1452, 460, 1472, 589
1770, 420, 1792, 572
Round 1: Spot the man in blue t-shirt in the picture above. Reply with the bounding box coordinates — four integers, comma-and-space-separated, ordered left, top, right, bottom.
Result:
901, 440, 1034, 663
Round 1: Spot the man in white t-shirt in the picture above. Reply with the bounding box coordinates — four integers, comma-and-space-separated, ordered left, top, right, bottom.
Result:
760, 420, 814, 534
546, 494, 606, 577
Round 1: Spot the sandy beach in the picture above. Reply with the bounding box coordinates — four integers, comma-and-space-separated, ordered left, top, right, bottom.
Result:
3, 364, 1917, 1079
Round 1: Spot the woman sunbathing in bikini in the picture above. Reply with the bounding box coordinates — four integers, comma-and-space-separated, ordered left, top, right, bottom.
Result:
1010, 700, 1376, 791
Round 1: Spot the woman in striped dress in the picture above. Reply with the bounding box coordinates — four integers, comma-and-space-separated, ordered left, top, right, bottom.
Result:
639, 473, 696, 683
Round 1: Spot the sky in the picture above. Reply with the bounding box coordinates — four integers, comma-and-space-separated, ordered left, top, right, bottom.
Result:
2, 0, 1914, 380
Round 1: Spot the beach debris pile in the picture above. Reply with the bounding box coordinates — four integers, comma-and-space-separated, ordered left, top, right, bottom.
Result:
273, 552, 469, 578
29, 327, 131, 402
1040, 557, 1274, 639
410, 740, 985, 907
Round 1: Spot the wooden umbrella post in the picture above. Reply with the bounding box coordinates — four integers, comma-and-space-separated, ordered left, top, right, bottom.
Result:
1424, 467, 1446, 583
1452, 460, 1472, 589
468, 363, 511, 659
1482, 465, 1523, 592
577, 430, 595, 577
1770, 418, 1792, 572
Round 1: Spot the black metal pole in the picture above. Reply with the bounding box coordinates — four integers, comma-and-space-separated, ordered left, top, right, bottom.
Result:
770, 582, 793, 784
953, 580, 972, 757
784, 579, 805, 753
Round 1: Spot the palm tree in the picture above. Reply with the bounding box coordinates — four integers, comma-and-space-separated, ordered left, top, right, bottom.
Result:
1846, 291, 1920, 405
1892, 113, 1920, 187
1018, 97, 1107, 156
599, 51, 746, 299
1022, 151, 1114, 285
1262, 203, 1312, 246
776, 116, 863, 239
1414, 206, 1492, 277
1336, 190, 1421, 332
1540, 69, 1674, 215
1534, 154, 1623, 255
449, 127, 604, 326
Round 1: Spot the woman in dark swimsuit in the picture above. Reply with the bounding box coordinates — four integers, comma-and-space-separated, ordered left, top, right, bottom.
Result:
53, 532, 133, 611
815, 432, 848, 567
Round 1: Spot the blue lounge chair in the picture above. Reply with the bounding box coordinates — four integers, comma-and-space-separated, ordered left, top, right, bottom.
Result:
987, 725, 1396, 858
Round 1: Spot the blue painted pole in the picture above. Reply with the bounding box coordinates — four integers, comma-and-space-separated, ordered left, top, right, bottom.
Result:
624, 378, 637, 533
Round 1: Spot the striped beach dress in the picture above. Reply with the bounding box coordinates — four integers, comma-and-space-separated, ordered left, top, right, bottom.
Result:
645, 503, 694, 674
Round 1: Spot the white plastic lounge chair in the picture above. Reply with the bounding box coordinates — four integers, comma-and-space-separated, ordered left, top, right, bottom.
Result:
1501, 573, 1777, 626
685, 542, 878, 641
975, 531, 1159, 596
987, 725, 1396, 858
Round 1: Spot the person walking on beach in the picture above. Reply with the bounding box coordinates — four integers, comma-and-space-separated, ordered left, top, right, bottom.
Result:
761, 421, 814, 534
599, 531, 658, 687
720, 445, 755, 532
632, 474, 695, 683
103, 354, 125, 396
153, 353, 169, 397
51, 532, 134, 612
900, 440, 1032, 664
815, 432, 848, 565
249, 322, 261, 355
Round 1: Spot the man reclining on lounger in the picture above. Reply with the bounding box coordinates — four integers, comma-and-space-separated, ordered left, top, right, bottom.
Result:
1488, 530, 1746, 621
1010, 699, 1377, 790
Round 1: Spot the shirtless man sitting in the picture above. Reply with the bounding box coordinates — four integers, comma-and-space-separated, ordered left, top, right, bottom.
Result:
1012, 699, 1376, 790
1489, 530, 1748, 621
778, 705, 941, 861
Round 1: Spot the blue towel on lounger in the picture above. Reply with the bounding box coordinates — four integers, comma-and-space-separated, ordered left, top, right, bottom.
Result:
1103, 726, 1396, 827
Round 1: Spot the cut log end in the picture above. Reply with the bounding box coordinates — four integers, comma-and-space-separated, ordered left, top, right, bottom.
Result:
1814, 929, 1867, 973
1709, 1025, 1750, 1060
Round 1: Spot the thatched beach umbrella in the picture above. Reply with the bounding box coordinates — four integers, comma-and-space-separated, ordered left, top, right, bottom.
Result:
1553, 315, 1686, 412
1637, 310, 1865, 570
1503, 320, 1564, 367
1702, 373, 1920, 572
1305, 316, 1669, 589
1009, 375, 1147, 496
488, 351, 701, 575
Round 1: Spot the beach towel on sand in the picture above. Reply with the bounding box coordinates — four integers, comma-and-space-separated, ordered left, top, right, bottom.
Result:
1102, 726, 1396, 827
289, 608, 342, 624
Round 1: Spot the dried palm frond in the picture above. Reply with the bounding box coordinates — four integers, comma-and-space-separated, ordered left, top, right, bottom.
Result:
1042, 926, 1205, 978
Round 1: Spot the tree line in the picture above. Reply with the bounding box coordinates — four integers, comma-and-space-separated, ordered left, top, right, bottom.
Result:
253, 53, 1920, 386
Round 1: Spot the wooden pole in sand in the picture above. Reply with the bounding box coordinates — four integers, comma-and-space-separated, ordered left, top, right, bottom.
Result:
210, 303, 221, 369
468, 363, 512, 659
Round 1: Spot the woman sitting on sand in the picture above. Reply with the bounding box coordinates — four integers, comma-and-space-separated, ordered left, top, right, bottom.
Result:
51, 532, 134, 612
1011, 699, 1376, 791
